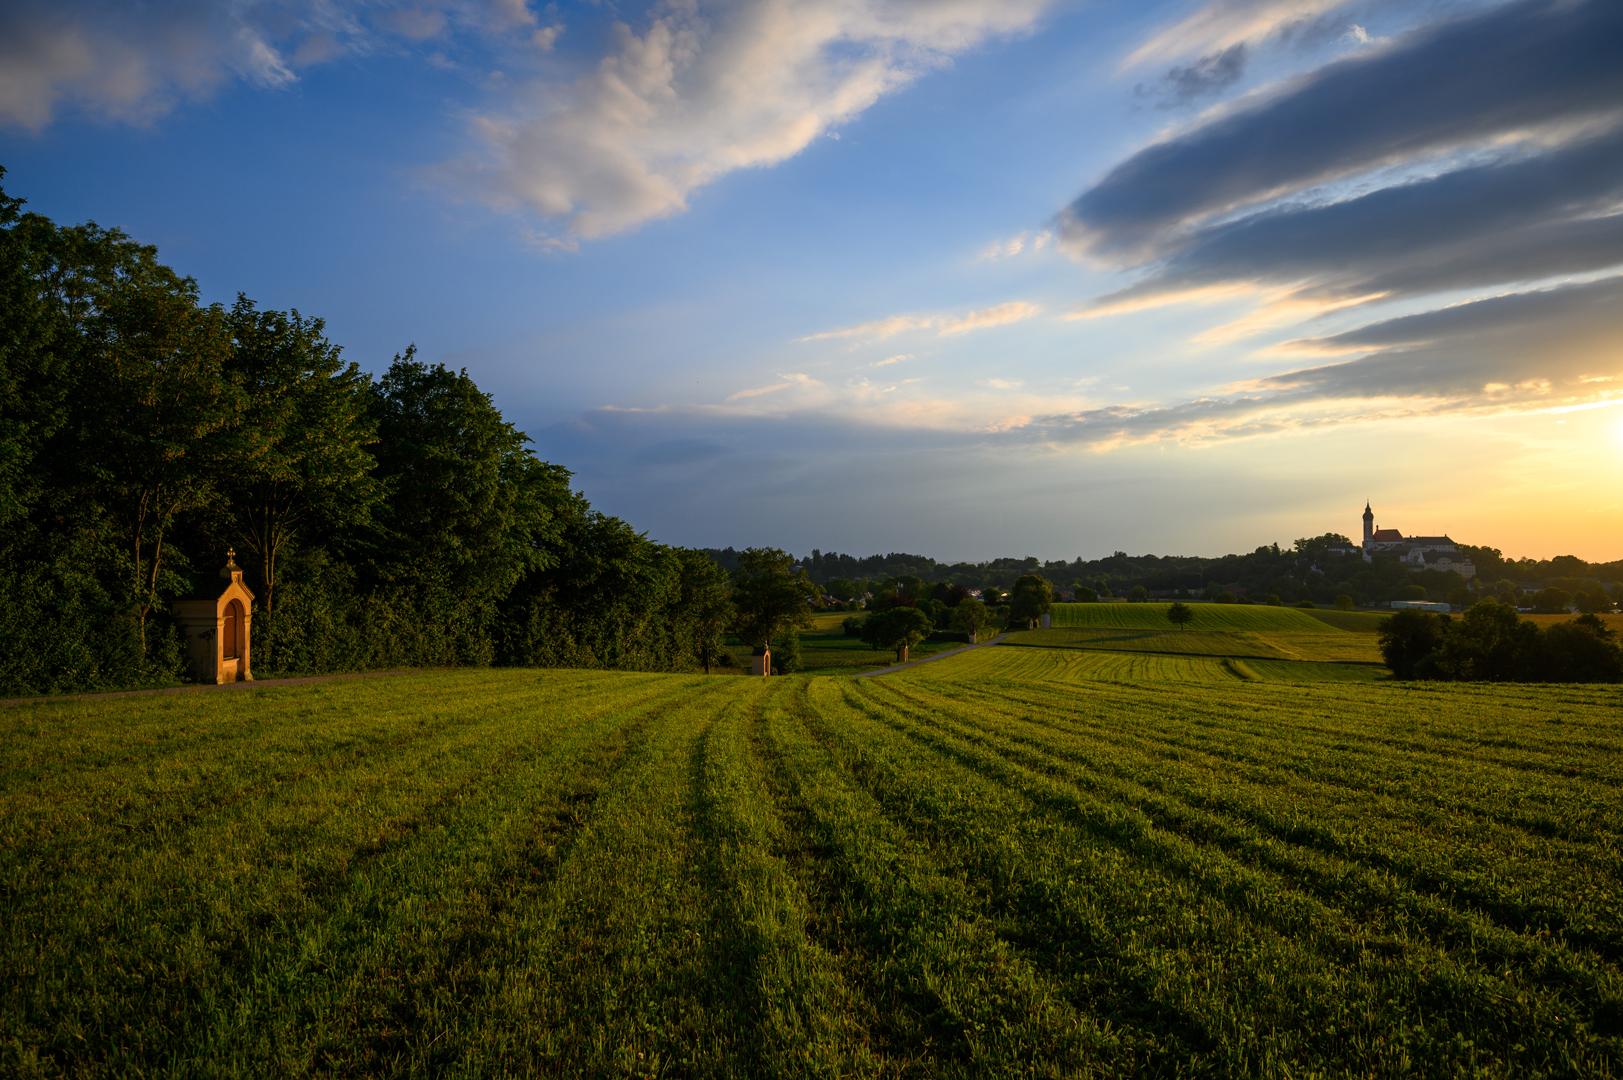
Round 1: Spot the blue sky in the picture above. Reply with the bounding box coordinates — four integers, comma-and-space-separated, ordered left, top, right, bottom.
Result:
4, 0, 1621, 561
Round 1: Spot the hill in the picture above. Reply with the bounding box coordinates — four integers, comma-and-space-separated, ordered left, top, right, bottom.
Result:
1051, 601, 1371, 633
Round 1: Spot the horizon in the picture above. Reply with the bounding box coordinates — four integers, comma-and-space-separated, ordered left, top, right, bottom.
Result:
5, 0, 1621, 562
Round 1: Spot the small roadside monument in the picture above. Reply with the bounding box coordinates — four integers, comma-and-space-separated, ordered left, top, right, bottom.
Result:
751, 645, 771, 676
172, 550, 255, 684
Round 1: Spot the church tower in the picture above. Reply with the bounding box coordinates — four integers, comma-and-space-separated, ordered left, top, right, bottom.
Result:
1362, 501, 1374, 548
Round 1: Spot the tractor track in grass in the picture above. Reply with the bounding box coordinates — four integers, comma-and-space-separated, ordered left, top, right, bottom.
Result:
831, 677, 1617, 1067
863, 677, 1620, 976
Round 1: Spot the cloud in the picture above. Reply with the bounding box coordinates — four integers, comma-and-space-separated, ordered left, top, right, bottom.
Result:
448, 0, 1053, 239
801, 300, 1039, 341
939, 301, 1040, 334
0, 0, 553, 130
872, 353, 913, 366
977, 229, 1051, 261
0, 0, 308, 129
1064, 0, 1623, 262
1121, 0, 1358, 69
725, 373, 819, 401
1137, 43, 1249, 107
1083, 127, 1623, 316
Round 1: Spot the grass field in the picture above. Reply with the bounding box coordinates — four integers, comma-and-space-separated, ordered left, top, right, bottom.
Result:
1049, 601, 1386, 633
721, 612, 960, 675
4, 658, 1621, 1077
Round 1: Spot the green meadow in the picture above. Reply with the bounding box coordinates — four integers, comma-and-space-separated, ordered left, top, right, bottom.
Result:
4, 621, 1622, 1078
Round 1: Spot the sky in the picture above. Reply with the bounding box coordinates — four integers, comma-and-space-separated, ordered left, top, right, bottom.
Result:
3, 0, 1621, 562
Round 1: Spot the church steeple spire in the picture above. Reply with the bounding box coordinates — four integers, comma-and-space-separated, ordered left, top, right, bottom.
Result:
1362, 500, 1375, 546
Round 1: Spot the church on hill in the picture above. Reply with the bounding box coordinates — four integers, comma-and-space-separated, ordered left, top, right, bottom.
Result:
1360, 502, 1476, 578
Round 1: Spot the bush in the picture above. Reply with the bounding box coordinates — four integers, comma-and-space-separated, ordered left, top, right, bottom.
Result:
714, 649, 740, 668
841, 615, 865, 637
1267, 594, 1283, 606
1334, 595, 1355, 611
1073, 587, 1098, 603
1216, 592, 1237, 604
1295, 600, 1316, 609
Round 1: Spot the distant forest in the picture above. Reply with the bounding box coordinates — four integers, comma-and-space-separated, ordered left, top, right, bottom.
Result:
704, 544, 1623, 609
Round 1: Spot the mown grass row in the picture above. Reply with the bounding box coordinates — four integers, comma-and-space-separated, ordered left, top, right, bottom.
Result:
944, 643, 1385, 684
1006, 626, 1384, 664
3, 663, 1620, 1077
1049, 602, 1382, 633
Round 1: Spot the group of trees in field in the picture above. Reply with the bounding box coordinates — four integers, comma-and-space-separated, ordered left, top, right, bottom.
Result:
0, 175, 832, 695
1378, 605, 1622, 683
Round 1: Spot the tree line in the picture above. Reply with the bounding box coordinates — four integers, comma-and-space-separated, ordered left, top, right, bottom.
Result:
1377, 605, 1621, 683
0, 174, 757, 696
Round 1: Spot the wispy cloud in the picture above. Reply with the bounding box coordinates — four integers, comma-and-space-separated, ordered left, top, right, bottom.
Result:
450, 0, 1055, 240
977, 229, 1051, 261
1122, 0, 1360, 69
801, 300, 1039, 341
939, 301, 1040, 335
0, 0, 556, 131
724, 372, 819, 402
872, 353, 914, 366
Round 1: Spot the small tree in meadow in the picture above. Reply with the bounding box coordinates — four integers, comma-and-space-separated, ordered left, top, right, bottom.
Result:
1166, 602, 1193, 627
1130, 585, 1148, 603
861, 606, 934, 663
950, 601, 993, 643
1334, 594, 1355, 611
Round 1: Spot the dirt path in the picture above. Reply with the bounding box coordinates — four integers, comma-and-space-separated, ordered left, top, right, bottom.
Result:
852, 634, 1013, 678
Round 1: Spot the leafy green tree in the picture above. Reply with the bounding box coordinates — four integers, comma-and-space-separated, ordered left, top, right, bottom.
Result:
1130, 584, 1149, 603
770, 629, 803, 674
1378, 608, 1451, 679
1294, 600, 1316, 609
1431, 601, 1540, 682
825, 577, 857, 601
1540, 616, 1621, 682
861, 606, 933, 662
730, 547, 815, 647
1008, 574, 1052, 629
220, 297, 380, 629
1446, 586, 1475, 610
1073, 586, 1098, 603
676, 547, 732, 673
1576, 589, 1616, 615
1532, 588, 1573, 614
79, 268, 239, 644
1334, 594, 1355, 611
979, 585, 1003, 605
949, 601, 992, 642
369, 349, 565, 661
1396, 584, 1428, 601
916, 596, 949, 629
1266, 593, 1282, 606
1166, 602, 1193, 627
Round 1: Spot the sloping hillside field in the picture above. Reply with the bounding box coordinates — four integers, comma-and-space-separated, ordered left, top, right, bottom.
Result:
3, 661, 1621, 1077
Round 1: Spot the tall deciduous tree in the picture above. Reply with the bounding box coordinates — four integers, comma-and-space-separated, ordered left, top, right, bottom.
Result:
676, 547, 733, 673
222, 297, 381, 627
369, 348, 563, 656
730, 547, 815, 647
1008, 573, 1053, 629
77, 261, 238, 643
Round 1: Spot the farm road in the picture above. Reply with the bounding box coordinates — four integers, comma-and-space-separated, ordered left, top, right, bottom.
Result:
853, 633, 1013, 678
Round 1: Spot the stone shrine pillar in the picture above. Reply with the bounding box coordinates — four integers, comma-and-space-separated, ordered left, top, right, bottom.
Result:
171, 550, 256, 684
